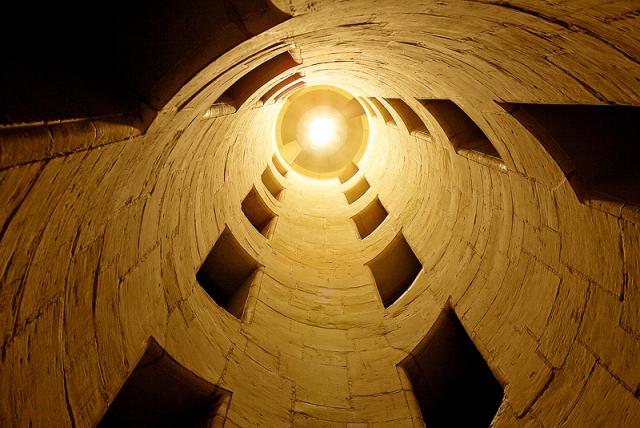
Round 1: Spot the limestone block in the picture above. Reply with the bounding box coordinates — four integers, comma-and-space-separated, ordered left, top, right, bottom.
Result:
561, 364, 640, 427
556, 181, 624, 296
538, 265, 590, 367
347, 348, 403, 396
509, 259, 560, 339
579, 285, 640, 390
621, 219, 640, 335
531, 342, 596, 427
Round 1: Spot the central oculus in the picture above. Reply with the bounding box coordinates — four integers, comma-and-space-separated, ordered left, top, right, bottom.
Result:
306, 115, 337, 149
297, 105, 348, 155
274, 85, 370, 179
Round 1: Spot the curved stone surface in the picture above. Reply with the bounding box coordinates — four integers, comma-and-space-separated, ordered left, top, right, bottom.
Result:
0, 1, 639, 427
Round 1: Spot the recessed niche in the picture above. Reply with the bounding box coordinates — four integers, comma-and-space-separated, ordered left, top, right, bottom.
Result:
98, 338, 231, 428
339, 162, 359, 184
196, 227, 259, 319
503, 103, 640, 207
342, 97, 366, 120
421, 99, 502, 162
357, 97, 378, 117
368, 97, 396, 126
272, 153, 288, 177
210, 51, 297, 115
352, 197, 388, 239
274, 81, 305, 102
344, 176, 370, 204
357, 97, 377, 118
385, 98, 430, 138
242, 186, 276, 237
261, 166, 285, 199
260, 73, 303, 105
399, 305, 504, 427
367, 232, 421, 307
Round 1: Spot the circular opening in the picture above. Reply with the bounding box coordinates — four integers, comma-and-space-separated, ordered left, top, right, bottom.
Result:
306, 115, 338, 149
274, 85, 370, 179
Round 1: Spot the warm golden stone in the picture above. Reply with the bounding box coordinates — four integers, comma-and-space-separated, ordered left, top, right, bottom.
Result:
0, 1, 639, 427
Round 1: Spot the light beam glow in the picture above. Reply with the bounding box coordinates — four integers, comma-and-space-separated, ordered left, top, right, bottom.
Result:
306, 115, 337, 148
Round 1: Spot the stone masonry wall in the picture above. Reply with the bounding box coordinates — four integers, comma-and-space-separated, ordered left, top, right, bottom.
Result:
0, 0, 639, 426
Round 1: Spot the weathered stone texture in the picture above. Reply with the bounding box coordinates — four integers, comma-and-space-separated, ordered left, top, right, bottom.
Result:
1, 0, 639, 427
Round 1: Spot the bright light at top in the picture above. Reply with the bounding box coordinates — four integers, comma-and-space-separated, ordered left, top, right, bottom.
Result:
306, 115, 337, 148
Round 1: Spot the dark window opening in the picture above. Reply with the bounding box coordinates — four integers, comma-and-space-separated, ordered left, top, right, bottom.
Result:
344, 176, 370, 204
196, 227, 259, 319
399, 304, 504, 427
385, 98, 430, 138
352, 197, 388, 238
261, 166, 285, 199
367, 232, 421, 307
207, 51, 298, 117
272, 153, 288, 177
242, 186, 276, 237
98, 338, 231, 428
420, 99, 503, 165
260, 73, 303, 105
503, 103, 640, 207
368, 97, 396, 126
